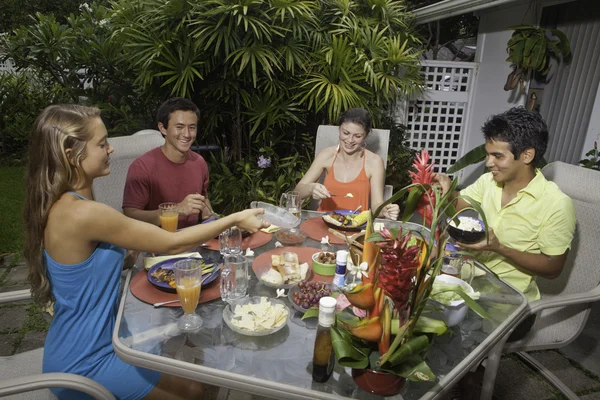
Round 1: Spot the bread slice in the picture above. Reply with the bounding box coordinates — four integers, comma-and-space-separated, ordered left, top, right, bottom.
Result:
275, 252, 301, 283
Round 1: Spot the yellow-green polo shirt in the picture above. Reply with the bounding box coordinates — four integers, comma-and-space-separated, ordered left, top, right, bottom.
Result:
460, 170, 576, 300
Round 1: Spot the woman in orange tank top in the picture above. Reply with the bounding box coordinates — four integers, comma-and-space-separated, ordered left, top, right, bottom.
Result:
295, 108, 399, 220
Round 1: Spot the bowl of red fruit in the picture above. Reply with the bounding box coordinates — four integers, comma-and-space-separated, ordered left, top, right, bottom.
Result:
288, 281, 333, 314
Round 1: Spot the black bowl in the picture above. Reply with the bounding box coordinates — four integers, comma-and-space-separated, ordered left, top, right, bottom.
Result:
446, 218, 486, 244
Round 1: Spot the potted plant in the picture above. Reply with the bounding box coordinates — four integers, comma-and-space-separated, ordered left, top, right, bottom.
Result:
330, 151, 490, 395
504, 25, 570, 92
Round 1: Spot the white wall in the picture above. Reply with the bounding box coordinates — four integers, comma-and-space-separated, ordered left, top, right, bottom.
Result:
580, 60, 600, 160
459, 2, 535, 185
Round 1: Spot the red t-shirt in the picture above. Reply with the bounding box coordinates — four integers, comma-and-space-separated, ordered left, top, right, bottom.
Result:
122, 147, 209, 228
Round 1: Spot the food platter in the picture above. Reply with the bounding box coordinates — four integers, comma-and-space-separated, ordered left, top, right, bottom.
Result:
287, 282, 333, 314
222, 296, 289, 336
322, 209, 367, 232
147, 257, 220, 293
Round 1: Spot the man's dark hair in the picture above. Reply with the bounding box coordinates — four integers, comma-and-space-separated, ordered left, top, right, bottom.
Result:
156, 98, 201, 128
482, 107, 548, 167
338, 108, 372, 135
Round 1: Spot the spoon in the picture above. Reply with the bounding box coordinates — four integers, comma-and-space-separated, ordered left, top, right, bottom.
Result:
351, 205, 362, 215
153, 299, 180, 308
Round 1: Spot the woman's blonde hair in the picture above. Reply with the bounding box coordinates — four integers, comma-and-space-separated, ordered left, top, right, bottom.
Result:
23, 104, 101, 305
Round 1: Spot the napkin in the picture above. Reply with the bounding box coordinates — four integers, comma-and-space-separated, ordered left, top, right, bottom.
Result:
143, 252, 202, 270
261, 224, 280, 233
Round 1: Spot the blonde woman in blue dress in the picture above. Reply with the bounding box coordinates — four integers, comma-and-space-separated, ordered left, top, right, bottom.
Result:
23, 104, 267, 399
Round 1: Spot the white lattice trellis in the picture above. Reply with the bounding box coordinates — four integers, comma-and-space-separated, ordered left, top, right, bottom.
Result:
406, 61, 478, 174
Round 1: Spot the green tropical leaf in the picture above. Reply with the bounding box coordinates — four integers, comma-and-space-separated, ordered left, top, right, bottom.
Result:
446, 144, 487, 174
550, 29, 571, 57
383, 335, 430, 367
330, 325, 370, 369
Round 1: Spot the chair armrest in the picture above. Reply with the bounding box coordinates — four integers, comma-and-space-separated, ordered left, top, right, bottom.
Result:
529, 284, 600, 315
0, 373, 115, 399
0, 289, 31, 305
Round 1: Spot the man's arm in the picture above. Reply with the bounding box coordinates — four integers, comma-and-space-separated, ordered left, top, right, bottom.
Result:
459, 227, 568, 279
123, 207, 161, 225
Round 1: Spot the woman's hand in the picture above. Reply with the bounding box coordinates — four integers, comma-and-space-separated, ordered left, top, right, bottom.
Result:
310, 183, 331, 200
380, 204, 399, 220
235, 208, 270, 233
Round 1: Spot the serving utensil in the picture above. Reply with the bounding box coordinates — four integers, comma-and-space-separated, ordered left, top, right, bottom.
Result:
153, 299, 180, 308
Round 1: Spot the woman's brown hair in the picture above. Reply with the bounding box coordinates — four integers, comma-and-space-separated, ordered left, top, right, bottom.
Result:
23, 104, 101, 305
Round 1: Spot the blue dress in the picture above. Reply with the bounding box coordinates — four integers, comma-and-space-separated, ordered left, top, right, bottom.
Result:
43, 192, 161, 400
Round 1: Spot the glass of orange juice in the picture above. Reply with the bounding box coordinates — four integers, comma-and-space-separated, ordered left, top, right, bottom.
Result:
173, 258, 203, 330
159, 202, 179, 232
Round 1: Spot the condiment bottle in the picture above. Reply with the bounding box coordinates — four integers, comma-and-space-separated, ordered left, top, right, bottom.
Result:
331, 250, 348, 289
312, 296, 337, 382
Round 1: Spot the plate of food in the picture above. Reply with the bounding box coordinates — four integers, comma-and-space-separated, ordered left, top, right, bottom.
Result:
288, 281, 334, 314
222, 296, 289, 336
274, 229, 307, 245
147, 257, 220, 293
322, 210, 369, 232
258, 251, 312, 289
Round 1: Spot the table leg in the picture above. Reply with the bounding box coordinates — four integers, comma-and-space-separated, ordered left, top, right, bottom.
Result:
480, 335, 509, 400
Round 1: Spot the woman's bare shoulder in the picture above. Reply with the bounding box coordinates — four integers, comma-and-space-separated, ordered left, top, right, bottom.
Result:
365, 149, 385, 166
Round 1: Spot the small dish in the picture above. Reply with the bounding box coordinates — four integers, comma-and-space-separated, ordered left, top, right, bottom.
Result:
311, 252, 336, 276
447, 216, 485, 244
429, 274, 475, 327
274, 229, 307, 245
222, 296, 290, 336
288, 282, 333, 314
322, 210, 366, 232
147, 257, 220, 293
258, 268, 313, 289
250, 201, 299, 229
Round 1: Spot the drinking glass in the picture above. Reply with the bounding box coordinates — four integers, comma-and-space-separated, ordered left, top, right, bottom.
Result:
173, 258, 203, 331
219, 227, 242, 255
159, 202, 179, 232
280, 191, 302, 221
220, 254, 249, 303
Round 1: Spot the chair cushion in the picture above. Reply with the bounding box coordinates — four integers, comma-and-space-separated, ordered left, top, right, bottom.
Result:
0, 348, 54, 399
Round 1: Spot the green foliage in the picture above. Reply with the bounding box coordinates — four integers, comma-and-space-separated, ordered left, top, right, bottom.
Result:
0, 167, 25, 255
208, 133, 315, 214
0, 0, 90, 33
2, 0, 421, 211
380, 116, 416, 193
0, 71, 71, 163
504, 25, 570, 91
446, 144, 487, 174
579, 143, 599, 171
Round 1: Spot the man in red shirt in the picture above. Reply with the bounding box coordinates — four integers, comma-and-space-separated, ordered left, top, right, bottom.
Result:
123, 98, 212, 228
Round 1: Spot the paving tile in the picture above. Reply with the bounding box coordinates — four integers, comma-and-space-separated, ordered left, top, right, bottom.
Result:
530, 351, 600, 393
493, 357, 559, 400
4, 265, 28, 284
0, 306, 28, 331
0, 284, 31, 294
581, 392, 600, 399
16, 331, 46, 353
0, 333, 19, 356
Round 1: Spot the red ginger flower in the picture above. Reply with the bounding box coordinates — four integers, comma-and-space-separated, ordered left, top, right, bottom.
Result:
375, 228, 421, 316
409, 150, 436, 226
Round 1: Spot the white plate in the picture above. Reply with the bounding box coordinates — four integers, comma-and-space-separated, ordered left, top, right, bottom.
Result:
222, 296, 290, 336
250, 201, 299, 229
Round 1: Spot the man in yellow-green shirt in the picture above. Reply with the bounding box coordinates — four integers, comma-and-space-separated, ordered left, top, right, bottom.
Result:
436, 107, 576, 305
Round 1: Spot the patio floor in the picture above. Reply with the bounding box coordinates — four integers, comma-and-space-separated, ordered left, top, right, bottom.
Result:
2, 255, 600, 399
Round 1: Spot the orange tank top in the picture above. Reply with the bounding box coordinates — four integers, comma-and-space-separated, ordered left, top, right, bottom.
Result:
318, 148, 370, 212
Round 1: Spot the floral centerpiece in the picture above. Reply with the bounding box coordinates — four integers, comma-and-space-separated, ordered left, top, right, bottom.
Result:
330, 150, 489, 393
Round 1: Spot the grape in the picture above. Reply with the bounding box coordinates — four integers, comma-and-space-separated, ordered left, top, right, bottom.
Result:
302, 302, 310, 309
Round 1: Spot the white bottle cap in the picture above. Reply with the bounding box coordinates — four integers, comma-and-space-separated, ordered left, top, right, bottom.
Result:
318, 296, 337, 327
336, 250, 348, 265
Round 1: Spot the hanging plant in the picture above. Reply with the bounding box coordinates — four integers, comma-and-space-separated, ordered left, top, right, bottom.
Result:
504, 25, 571, 92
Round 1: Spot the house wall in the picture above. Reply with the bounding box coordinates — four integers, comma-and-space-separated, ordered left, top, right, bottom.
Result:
458, 1, 535, 185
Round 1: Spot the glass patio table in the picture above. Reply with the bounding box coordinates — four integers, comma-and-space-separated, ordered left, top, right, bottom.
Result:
113, 210, 527, 399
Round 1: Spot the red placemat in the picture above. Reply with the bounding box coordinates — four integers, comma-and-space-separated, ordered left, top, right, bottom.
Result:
203, 231, 272, 251
300, 217, 355, 245
130, 270, 221, 307
252, 246, 333, 283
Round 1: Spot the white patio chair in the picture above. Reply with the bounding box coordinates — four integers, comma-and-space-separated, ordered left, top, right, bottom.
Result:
92, 130, 164, 212
0, 290, 115, 399
481, 161, 600, 400
309, 125, 393, 210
